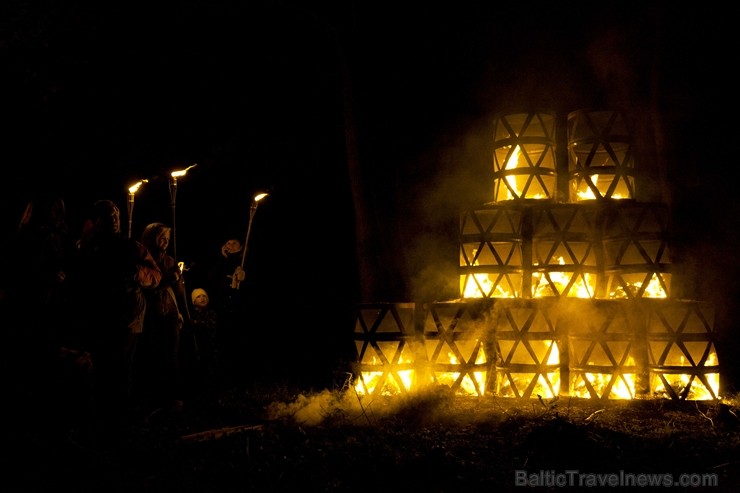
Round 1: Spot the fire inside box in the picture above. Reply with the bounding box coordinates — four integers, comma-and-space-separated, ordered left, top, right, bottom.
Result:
351, 110, 720, 401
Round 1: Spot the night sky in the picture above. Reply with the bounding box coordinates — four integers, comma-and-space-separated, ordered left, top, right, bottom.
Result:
2, 1, 738, 386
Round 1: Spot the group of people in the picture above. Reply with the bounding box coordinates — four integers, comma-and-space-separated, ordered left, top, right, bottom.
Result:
0, 193, 249, 449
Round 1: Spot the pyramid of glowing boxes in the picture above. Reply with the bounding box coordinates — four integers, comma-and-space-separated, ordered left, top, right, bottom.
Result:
352, 109, 720, 401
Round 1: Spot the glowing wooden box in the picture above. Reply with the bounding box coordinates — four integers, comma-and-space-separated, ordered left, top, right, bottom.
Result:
568, 109, 635, 201
352, 303, 420, 397
493, 299, 561, 399
601, 202, 671, 299
459, 205, 524, 298
420, 301, 493, 397
460, 202, 604, 300
562, 299, 645, 400
644, 300, 720, 400
460, 202, 672, 301
354, 105, 720, 402
531, 203, 601, 298
492, 112, 558, 202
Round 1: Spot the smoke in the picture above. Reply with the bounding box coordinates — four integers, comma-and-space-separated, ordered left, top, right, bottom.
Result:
403, 114, 495, 303
266, 385, 461, 427
266, 388, 364, 427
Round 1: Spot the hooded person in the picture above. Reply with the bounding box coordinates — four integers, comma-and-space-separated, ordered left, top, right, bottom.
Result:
136, 222, 188, 414
140, 222, 188, 321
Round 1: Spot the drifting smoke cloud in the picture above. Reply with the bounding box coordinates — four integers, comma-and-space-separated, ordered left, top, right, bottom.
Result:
266, 389, 364, 427
266, 385, 465, 427
403, 115, 495, 303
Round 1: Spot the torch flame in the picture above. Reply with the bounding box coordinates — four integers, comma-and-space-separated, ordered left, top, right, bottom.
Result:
171, 163, 198, 178
128, 179, 148, 194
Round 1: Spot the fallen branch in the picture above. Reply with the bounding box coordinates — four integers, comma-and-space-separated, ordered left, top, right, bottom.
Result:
584, 409, 605, 424
178, 424, 264, 444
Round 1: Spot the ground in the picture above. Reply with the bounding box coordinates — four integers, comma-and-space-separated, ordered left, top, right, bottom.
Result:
6, 383, 740, 493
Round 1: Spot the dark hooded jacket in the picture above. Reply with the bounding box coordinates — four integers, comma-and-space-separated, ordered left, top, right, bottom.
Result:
140, 222, 186, 325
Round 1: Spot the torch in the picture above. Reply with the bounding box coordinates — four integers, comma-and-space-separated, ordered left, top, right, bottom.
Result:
234, 192, 269, 290
168, 163, 197, 262
169, 163, 197, 320
127, 179, 148, 239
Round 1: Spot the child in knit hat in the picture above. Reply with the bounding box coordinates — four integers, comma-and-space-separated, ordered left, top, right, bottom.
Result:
192, 287, 210, 309
187, 287, 220, 393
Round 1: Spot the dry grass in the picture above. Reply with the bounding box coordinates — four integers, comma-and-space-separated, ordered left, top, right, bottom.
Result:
10, 383, 740, 492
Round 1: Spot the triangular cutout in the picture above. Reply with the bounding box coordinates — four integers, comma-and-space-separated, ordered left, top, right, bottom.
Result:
683, 307, 713, 334
684, 341, 712, 365
648, 340, 670, 365
586, 342, 613, 366
509, 341, 534, 364
662, 343, 694, 367
605, 340, 632, 366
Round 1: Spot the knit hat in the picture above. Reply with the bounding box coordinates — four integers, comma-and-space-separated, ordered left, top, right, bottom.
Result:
191, 287, 209, 304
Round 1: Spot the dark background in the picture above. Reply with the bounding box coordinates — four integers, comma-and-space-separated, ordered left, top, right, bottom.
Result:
1, 1, 738, 389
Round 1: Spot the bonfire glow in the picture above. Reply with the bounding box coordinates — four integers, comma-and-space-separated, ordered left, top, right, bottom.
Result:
461, 273, 516, 298
532, 256, 595, 298
362, 104, 713, 403
572, 370, 637, 400
461, 251, 518, 298
651, 352, 720, 400
504, 145, 521, 200
610, 273, 668, 299
497, 341, 560, 398
574, 174, 627, 201
498, 145, 548, 200
430, 345, 488, 396
354, 357, 415, 397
